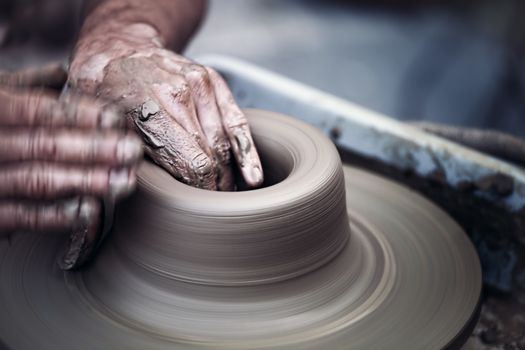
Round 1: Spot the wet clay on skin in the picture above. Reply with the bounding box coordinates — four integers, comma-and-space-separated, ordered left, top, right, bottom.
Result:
0, 110, 481, 349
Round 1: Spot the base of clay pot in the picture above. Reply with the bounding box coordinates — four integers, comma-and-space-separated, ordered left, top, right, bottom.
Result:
0, 110, 481, 350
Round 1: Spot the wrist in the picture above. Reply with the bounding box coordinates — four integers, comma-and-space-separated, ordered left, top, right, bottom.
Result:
69, 22, 163, 92
74, 21, 164, 61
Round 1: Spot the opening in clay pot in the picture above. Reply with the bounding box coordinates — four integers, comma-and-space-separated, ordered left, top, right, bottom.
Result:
233, 131, 295, 190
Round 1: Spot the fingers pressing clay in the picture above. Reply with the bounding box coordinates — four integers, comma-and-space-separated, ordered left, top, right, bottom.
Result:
59, 196, 102, 270
182, 64, 234, 190
0, 164, 136, 200
100, 56, 217, 189
86, 52, 262, 190
0, 71, 141, 270
132, 109, 217, 190
152, 56, 234, 189
0, 129, 142, 165
207, 68, 264, 187
0, 89, 123, 129
150, 80, 211, 155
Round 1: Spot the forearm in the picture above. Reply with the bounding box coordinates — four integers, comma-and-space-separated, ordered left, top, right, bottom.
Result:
79, 0, 207, 51
70, 0, 206, 92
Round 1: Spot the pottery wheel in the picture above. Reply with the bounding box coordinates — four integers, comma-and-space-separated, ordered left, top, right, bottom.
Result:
0, 110, 481, 349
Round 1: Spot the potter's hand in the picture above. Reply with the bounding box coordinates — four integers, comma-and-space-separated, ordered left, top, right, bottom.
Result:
69, 25, 263, 191
0, 87, 142, 267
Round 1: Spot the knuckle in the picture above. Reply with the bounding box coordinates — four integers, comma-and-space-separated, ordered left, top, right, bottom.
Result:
179, 82, 191, 97
230, 126, 253, 154
173, 82, 191, 102
205, 67, 219, 79
226, 115, 248, 129
214, 138, 232, 165
185, 64, 209, 83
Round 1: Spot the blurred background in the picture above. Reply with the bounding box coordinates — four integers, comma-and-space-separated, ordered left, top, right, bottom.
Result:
1, 0, 524, 137
188, 0, 525, 138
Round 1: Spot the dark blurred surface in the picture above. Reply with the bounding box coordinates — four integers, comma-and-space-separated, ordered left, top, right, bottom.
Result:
0, 0, 81, 68
0, 0, 81, 46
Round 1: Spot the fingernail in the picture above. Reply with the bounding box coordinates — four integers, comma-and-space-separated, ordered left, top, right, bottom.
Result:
243, 165, 264, 187
109, 168, 136, 199
116, 134, 143, 164
191, 153, 213, 177
234, 130, 252, 155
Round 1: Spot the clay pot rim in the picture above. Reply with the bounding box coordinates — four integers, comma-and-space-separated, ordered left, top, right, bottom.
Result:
135, 109, 343, 214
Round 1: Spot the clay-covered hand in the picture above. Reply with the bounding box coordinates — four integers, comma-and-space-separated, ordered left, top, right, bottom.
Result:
0, 87, 142, 267
69, 24, 263, 190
